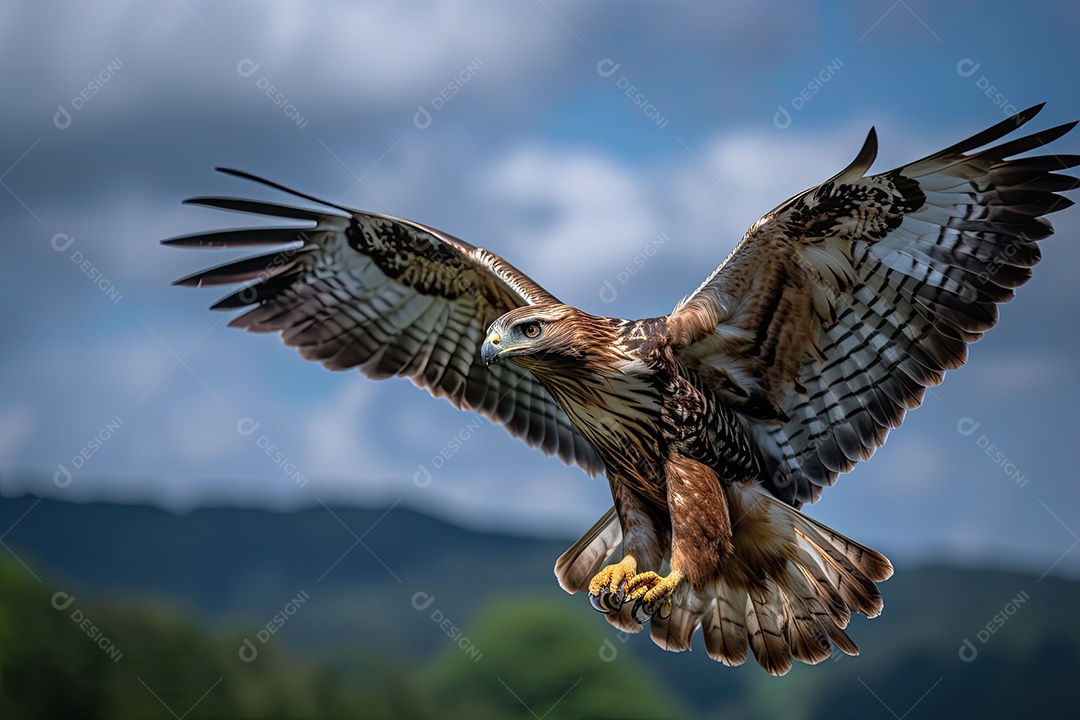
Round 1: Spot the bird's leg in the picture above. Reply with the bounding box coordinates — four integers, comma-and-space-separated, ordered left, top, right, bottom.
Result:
587, 486, 666, 615
627, 454, 732, 624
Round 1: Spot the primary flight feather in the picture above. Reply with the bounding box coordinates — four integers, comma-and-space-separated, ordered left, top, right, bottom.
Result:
167, 105, 1078, 675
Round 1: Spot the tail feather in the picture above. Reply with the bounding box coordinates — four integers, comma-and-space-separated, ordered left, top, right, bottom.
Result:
796, 511, 894, 581
824, 617, 861, 657
701, 579, 750, 666
556, 486, 891, 675
792, 524, 884, 618
778, 499, 891, 619
779, 561, 840, 665
650, 585, 705, 652
707, 487, 889, 673
793, 544, 852, 627
607, 598, 648, 634
746, 582, 794, 676
654, 485, 889, 675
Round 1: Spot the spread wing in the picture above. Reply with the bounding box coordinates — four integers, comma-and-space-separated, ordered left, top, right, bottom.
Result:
669, 104, 1078, 506
165, 168, 603, 474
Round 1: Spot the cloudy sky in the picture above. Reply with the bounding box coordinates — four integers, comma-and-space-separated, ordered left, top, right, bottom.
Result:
2, 0, 1079, 575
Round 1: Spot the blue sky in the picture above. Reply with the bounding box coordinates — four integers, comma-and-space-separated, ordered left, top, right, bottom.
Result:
2, 0, 1079, 575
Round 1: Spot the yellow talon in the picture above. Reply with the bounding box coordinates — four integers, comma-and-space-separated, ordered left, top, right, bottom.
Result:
587, 555, 638, 613
625, 570, 683, 622
588, 555, 638, 596
628, 570, 683, 601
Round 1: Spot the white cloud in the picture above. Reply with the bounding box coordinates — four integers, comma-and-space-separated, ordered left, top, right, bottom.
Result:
466, 125, 873, 317
480, 144, 660, 294
300, 380, 389, 481
1, 0, 580, 133
0, 406, 34, 462
3, 0, 1079, 574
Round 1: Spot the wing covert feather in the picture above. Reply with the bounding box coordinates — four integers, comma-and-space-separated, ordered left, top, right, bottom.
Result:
166, 169, 603, 475
671, 105, 1078, 505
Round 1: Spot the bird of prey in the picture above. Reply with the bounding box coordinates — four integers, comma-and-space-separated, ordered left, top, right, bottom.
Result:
167, 105, 1077, 675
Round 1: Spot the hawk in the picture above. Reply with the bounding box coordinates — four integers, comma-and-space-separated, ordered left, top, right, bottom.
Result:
167, 105, 1077, 675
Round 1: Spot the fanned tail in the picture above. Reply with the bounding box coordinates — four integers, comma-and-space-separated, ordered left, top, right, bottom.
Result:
654, 484, 891, 675
561, 485, 892, 675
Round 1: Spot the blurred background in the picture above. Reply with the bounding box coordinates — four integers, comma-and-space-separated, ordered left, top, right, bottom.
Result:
2, 1, 1079, 717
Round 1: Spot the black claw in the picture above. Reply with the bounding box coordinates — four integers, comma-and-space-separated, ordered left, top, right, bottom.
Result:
601, 588, 623, 613
589, 580, 629, 614
631, 599, 656, 624
610, 581, 626, 610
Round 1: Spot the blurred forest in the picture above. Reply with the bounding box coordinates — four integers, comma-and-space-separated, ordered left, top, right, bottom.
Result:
0, 558, 680, 719
1, 495, 1078, 718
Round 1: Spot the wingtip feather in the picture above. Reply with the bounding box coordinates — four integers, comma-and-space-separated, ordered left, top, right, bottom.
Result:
833, 126, 878, 183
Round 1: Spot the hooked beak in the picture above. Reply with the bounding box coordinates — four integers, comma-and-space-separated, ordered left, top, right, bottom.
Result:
481, 332, 503, 367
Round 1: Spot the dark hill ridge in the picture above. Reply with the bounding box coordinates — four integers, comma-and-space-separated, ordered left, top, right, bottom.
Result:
0, 493, 558, 619
1, 493, 1078, 717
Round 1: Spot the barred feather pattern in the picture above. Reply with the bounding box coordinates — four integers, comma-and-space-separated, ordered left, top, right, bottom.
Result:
558, 106, 1075, 674
558, 485, 891, 675
168, 108, 1077, 676
672, 104, 1079, 505
164, 169, 603, 474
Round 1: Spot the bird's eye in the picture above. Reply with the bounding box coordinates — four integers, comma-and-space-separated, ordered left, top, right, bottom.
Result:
521, 321, 542, 339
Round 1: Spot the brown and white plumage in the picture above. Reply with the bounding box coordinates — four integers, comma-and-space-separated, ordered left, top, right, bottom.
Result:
672, 105, 1079, 505
166, 169, 602, 474
168, 105, 1078, 675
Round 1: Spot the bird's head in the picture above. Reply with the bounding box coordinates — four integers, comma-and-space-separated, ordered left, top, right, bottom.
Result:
481, 304, 597, 371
